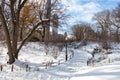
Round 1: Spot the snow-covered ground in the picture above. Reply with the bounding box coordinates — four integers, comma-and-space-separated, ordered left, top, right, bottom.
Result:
0, 42, 120, 80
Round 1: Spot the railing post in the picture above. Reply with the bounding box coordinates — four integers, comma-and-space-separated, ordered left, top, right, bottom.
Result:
26, 64, 28, 72
0, 65, 3, 71
11, 65, 14, 72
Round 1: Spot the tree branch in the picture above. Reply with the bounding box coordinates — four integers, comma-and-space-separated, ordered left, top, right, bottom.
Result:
19, 0, 28, 11
0, 6, 13, 54
17, 20, 50, 53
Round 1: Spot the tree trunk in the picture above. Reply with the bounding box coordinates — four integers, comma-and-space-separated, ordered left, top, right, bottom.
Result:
7, 52, 15, 64
12, 24, 19, 59
0, 7, 15, 64
0, 0, 29, 64
14, 52, 19, 59
44, 0, 51, 45
45, 26, 50, 45
116, 28, 120, 42
101, 29, 109, 49
20, 27, 23, 41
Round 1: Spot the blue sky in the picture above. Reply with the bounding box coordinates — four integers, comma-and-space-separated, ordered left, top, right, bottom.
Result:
59, 0, 120, 34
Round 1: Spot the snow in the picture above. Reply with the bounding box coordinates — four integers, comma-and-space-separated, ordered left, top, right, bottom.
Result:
0, 42, 120, 80
71, 64, 120, 80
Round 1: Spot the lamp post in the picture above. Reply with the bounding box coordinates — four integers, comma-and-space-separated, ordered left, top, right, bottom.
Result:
64, 32, 68, 61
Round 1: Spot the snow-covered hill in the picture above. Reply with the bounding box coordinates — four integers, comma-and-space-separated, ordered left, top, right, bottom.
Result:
0, 42, 120, 80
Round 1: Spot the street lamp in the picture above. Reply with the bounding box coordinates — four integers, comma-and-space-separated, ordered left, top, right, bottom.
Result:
64, 32, 68, 61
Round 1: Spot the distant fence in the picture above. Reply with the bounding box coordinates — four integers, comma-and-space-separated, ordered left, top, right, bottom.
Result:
0, 48, 75, 72
0, 64, 31, 72
0, 58, 69, 72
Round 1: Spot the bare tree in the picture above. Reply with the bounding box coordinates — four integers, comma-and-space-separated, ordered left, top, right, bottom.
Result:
32, 0, 69, 43
0, 0, 49, 64
71, 22, 95, 43
93, 10, 112, 49
111, 4, 120, 42
0, 0, 28, 64
0, 0, 67, 64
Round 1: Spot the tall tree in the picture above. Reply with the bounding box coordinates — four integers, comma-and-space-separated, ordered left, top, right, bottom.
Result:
0, 0, 67, 64
111, 4, 120, 42
32, 0, 68, 43
0, 0, 28, 64
0, 0, 49, 64
72, 22, 94, 42
93, 10, 112, 49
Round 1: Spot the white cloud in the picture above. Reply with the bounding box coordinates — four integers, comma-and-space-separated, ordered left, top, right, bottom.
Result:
58, 0, 103, 34
80, 2, 102, 22
61, 0, 102, 23
59, 0, 119, 33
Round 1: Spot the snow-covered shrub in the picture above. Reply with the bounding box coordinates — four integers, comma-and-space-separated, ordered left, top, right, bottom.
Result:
44, 45, 50, 55
57, 43, 64, 51
89, 47, 109, 65
51, 46, 60, 59
44, 44, 61, 59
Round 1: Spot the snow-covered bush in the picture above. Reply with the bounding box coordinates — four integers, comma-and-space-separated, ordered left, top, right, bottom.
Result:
57, 43, 64, 51
51, 46, 60, 59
